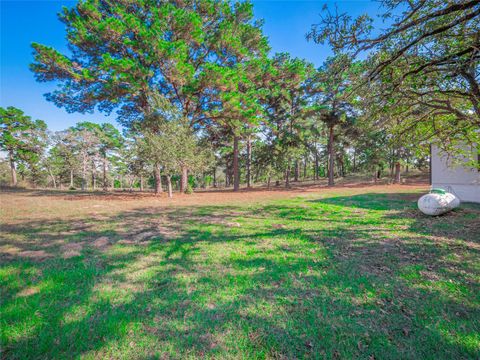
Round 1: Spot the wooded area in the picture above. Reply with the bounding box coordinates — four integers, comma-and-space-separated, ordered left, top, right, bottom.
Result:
1, 0, 478, 196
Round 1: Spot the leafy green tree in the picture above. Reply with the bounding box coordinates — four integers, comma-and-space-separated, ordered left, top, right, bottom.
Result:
259, 54, 314, 187
31, 0, 268, 191
43, 145, 62, 188
0, 160, 11, 186
138, 118, 212, 197
49, 130, 81, 188
206, 56, 269, 191
97, 124, 124, 191
0, 106, 47, 186
69, 122, 101, 191
308, 0, 480, 160
124, 136, 150, 191
310, 55, 361, 186
355, 129, 389, 182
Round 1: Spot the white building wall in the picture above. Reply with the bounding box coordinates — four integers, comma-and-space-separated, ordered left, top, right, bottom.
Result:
431, 145, 480, 203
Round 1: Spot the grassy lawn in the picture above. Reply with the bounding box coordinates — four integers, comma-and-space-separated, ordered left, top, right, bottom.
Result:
1, 187, 479, 359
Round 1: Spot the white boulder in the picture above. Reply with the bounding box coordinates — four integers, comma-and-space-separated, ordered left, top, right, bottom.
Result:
418, 189, 460, 216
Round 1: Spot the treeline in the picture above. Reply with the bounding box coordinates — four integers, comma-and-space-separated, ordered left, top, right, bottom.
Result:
0, 105, 426, 195
1, 0, 477, 195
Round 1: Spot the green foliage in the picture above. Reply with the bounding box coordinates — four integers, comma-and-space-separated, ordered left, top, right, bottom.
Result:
184, 183, 194, 194
0, 106, 47, 160
308, 0, 480, 162
139, 118, 213, 177
203, 175, 214, 188
21, 0, 456, 189
258, 54, 314, 177
0, 160, 11, 186
0, 106, 47, 185
31, 0, 268, 130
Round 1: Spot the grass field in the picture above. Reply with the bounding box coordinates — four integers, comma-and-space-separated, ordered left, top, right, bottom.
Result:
1, 185, 479, 359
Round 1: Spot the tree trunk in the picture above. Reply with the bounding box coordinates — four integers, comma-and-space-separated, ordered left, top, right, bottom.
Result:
9, 152, 17, 186
405, 152, 410, 173
303, 156, 307, 179
338, 156, 345, 178
314, 151, 319, 181
91, 161, 96, 190
47, 167, 56, 189
167, 175, 173, 198
129, 177, 134, 191
246, 136, 252, 188
353, 148, 357, 173
294, 160, 299, 182
213, 167, 217, 188
233, 135, 240, 191
70, 169, 74, 188
327, 125, 335, 186
267, 176, 271, 189
389, 149, 395, 178
154, 164, 162, 194
228, 170, 233, 187
102, 155, 108, 191
285, 165, 290, 188
180, 166, 188, 193
225, 164, 229, 187
394, 162, 401, 183
140, 175, 144, 191
81, 156, 87, 191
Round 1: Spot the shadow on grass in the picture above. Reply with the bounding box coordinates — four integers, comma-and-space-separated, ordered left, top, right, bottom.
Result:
1, 193, 479, 359
309, 192, 480, 243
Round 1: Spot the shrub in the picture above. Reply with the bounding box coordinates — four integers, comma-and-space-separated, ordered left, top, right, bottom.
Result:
185, 183, 193, 194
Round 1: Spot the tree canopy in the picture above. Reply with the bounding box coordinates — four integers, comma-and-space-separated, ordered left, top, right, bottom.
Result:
0, 106, 47, 186
308, 0, 480, 158
0, 0, 474, 192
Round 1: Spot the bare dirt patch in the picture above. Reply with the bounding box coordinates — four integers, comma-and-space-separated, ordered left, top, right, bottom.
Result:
61, 242, 85, 258
18, 250, 52, 261
4, 181, 428, 206
92, 236, 110, 249
16, 286, 40, 298
131, 231, 156, 242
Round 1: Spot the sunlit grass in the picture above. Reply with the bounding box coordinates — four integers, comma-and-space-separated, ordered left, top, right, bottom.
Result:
1, 188, 479, 359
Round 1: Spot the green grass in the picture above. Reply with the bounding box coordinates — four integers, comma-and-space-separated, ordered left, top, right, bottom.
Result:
1, 189, 479, 359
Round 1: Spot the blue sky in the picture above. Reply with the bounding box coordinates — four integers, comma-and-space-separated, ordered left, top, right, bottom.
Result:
0, 0, 380, 131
